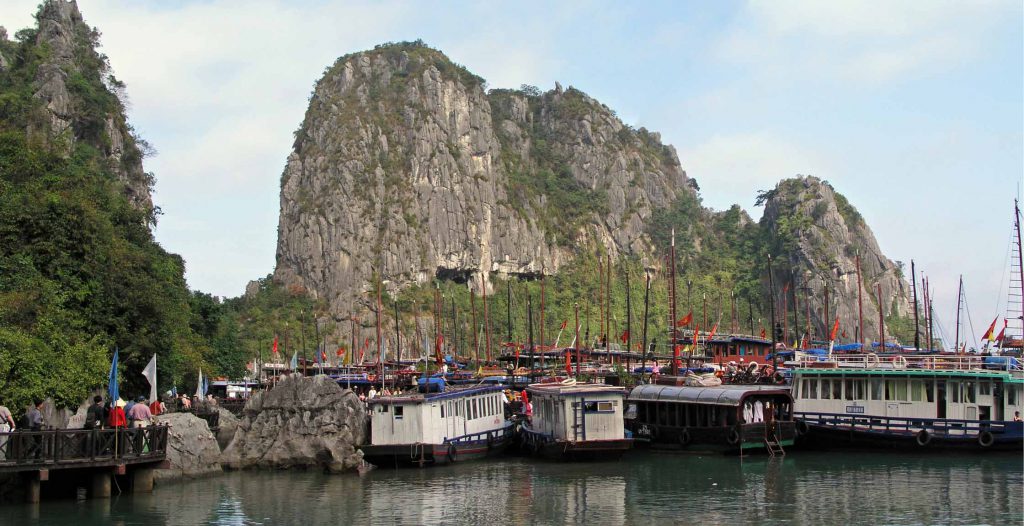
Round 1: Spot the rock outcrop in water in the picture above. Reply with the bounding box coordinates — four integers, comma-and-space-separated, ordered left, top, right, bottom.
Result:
221, 374, 366, 473
153, 412, 224, 482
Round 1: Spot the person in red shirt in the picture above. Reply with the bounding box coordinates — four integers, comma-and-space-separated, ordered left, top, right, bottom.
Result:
107, 400, 127, 428
148, 399, 164, 417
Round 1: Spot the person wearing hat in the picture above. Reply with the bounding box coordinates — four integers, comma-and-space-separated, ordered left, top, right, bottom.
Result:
127, 396, 152, 428
107, 399, 127, 428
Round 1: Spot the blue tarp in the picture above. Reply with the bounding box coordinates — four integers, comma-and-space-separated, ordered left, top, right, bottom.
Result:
983, 356, 1021, 370
417, 376, 447, 392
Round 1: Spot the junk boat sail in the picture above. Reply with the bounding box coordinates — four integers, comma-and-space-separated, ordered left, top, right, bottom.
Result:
519, 381, 632, 461
360, 383, 513, 467
625, 384, 795, 455
792, 354, 1023, 451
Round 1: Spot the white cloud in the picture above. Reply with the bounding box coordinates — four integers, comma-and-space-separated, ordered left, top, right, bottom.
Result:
718, 0, 1009, 86
679, 133, 833, 214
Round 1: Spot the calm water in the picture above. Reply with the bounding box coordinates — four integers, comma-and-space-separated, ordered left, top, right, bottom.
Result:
4, 451, 1022, 525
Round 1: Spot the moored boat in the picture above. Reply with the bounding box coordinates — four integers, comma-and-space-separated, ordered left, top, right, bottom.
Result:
519, 381, 632, 461
360, 384, 513, 468
792, 354, 1024, 451
625, 384, 795, 455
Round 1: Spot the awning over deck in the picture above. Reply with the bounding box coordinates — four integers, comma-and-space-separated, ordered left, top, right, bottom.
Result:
628, 384, 792, 407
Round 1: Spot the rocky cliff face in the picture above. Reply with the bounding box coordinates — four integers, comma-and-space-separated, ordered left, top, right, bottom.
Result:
14, 0, 152, 210
761, 176, 911, 342
274, 42, 692, 311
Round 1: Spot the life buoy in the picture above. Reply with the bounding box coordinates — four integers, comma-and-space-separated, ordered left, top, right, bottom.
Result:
678, 429, 691, 446
796, 420, 810, 436
727, 428, 741, 445
892, 356, 908, 369
916, 429, 931, 446
447, 443, 458, 461
978, 430, 994, 448
866, 353, 879, 367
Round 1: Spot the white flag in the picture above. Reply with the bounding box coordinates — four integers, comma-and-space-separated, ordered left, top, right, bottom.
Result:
142, 354, 157, 403
195, 368, 203, 397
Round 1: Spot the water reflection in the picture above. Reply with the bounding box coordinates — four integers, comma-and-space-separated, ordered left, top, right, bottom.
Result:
2, 452, 1020, 525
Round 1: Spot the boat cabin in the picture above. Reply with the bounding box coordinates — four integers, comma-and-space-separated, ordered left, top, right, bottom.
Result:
368, 385, 508, 446
705, 335, 774, 365
526, 383, 627, 442
626, 384, 795, 452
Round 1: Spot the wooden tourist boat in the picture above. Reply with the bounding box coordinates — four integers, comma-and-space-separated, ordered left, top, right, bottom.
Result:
792, 354, 1024, 451
360, 384, 513, 468
625, 384, 795, 455
519, 381, 632, 461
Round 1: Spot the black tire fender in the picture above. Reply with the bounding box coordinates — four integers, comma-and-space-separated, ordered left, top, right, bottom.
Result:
978, 430, 994, 448
447, 443, 458, 461
678, 429, 691, 446
796, 420, 810, 436
727, 428, 741, 446
916, 429, 931, 447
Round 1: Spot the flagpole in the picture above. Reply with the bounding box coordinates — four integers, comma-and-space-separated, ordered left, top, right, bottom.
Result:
625, 268, 632, 376
670, 229, 679, 376
574, 303, 580, 380
911, 260, 920, 350
641, 273, 650, 383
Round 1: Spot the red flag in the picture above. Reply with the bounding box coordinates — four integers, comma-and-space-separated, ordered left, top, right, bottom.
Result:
565, 348, 572, 376
676, 311, 693, 327
760, 327, 766, 339
981, 317, 998, 341
830, 317, 840, 341
620, 330, 630, 343
841, 329, 848, 338
560, 320, 567, 330
995, 319, 1007, 344
359, 338, 369, 363
692, 324, 700, 345
272, 335, 279, 355
783, 283, 790, 294
336, 346, 345, 357
321, 349, 328, 363
707, 323, 718, 341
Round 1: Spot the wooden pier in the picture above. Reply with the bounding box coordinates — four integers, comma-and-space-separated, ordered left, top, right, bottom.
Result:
0, 425, 169, 502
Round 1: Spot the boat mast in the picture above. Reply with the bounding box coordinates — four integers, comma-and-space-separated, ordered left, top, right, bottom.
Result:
625, 269, 632, 373
824, 284, 830, 342
451, 294, 458, 360
598, 257, 605, 350
506, 281, 513, 349
527, 293, 535, 382
670, 230, 679, 375
471, 289, 478, 364
955, 275, 963, 354
911, 260, 920, 350
606, 254, 612, 364
1015, 200, 1024, 341
767, 254, 778, 368
804, 284, 811, 347
376, 275, 383, 382
574, 302, 580, 380
923, 276, 930, 351
481, 274, 492, 363
540, 271, 546, 371
641, 273, 650, 382
856, 254, 864, 350
877, 283, 885, 351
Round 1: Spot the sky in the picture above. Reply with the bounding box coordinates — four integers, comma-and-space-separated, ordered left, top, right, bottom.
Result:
2, 0, 1021, 347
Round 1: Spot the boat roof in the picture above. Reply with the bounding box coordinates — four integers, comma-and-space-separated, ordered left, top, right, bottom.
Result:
367, 384, 504, 406
628, 384, 792, 406
526, 382, 625, 396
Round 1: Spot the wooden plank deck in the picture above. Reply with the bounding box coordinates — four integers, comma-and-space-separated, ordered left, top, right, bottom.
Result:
0, 425, 168, 473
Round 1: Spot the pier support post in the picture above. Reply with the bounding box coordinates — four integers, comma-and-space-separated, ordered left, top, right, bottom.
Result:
91, 471, 111, 499
131, 467, 154, 493
23, 470, 46, 503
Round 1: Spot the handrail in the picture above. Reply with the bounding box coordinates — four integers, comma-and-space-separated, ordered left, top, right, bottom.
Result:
795, 411, 1017, 438
794, 354, 1022, 372
0, 425, 168, 467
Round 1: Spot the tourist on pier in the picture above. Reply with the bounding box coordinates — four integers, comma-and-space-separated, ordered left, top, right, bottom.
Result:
368, 387, 378, 399
1014, 411, 1021, 422
124, 396, 137, 417
149, 398, 165, 416
84, 396, 105, 429
128, 396, 152, 427
182, 394, 192, 410
25, 399, 44, 431
0, 396, 15, 460
107, 399, 127, 428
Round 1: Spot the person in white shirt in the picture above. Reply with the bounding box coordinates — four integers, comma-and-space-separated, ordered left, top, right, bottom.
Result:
367, 387, 378, 399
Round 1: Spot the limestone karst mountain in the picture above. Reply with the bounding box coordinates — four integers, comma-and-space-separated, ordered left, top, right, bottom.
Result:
273, 41, 915, 344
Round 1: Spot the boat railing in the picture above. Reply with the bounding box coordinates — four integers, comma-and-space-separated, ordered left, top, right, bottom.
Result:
795, 354, 1022, 372
796, 411, 1016, 439
443, 426, 511, 446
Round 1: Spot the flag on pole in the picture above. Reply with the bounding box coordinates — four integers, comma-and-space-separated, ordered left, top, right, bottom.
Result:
760, 327, 767, 339
565, 348, 572, 376
559, 320, 567, 330
707, 323, 718, 341
676, 312, 693, 327
142, 354, 157, 403
194, 368, 203, 397
620, 330, 630, 343
996, 320, 1007, 348
290, 352, 298, 370
830, 317, 840, 341
981, 317, 998, 341
108, 347, 119, 403
272, 335, 279, 355
692, 324, 700, 345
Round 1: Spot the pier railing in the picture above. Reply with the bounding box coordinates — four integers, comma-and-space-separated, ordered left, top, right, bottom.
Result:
0, 425, 168, 472
794, 354, 1022, 372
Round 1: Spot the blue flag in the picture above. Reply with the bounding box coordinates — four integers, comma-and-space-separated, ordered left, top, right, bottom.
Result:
291, 351, 298, 370
108, 347, 119, 402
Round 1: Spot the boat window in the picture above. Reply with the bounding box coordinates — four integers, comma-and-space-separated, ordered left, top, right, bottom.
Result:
821, 379, 832, 399
895, 380, 908, 401
844, 379, 854, 400
394, 406, 404, 419
1007, 386, 1018, 406
965, 382, 976, 403
951, 383, 960, 403
441, 404, 446, 418
885, 380, 894, 401
597, 401, 613, 412
870, 379, 883, 401
979, 382, 991, 396
925, 380, 935, 403
378, 405, 388, 413
625, 403, 638, 419
910, 381, 924, 402
803, 379, 817, 399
